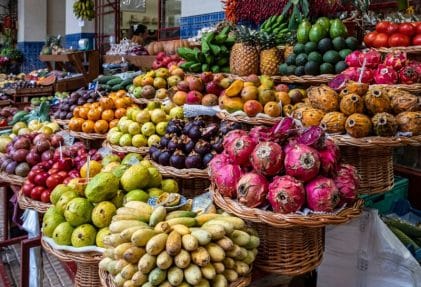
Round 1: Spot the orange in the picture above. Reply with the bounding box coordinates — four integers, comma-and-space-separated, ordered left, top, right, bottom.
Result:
73, 107, 81, 118
91, 102, 101, 109
81, 120, 95, 133
101, 109, 114, 121
114, 98, 127, 109
109, 119, 119, 129
69, 117, 84, 131
78, 107, 89, 119
83, 103, 91, 108
94, 120, 109, 134
114, 108, 126, 119
87, 109, 101, 121
99, 97, 114, 110
116, 90, 127, 97
108, 92, 117, 99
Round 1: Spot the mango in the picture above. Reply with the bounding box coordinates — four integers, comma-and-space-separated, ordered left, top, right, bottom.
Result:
219, 96, 243, 113
225, 80, 244, 97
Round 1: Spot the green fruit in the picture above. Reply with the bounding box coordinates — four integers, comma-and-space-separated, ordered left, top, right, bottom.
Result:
304, 61, 320, 76
56, 191, 78, 215
323, 50, 341, 64
52, 222, 74, 246
64, 198, 94, 227
119, 134, 133, 147
112, 164, 128, 178
286, 65, 296, 75
339, 49, 352, 60
335, 61, 348, 74
304, 42, 318, 54
315, 17, 331, 32
85, 172, 120, 203
295, 66, 305, 76
147, 167, 162, 188
297, 20, 312, 43
332, 37, 347, 51
96, 227, 111, 248
42, 211, 65, 237
91, 201, 117, 228
308, 51, 323, 64
122, 153, 143, 166
120, 163, 150, 192
111, 190, 125, 208
155, 122, 168, 136
132, 134, 148, 147
148, 187, 164, 198
101, 154, 121, 166
71, 224, 97, 247
293, 44, 305, 55
309, 24, 327, 43
329, 19, 348, 39
161, 179, 179, 194
279, 63, 288, 75
50, 184, 74, 205
295, 53, 308, 66
141, 122, 156, 137
139, 160, 153, 169
148, 135, 161, 147
318, 38, 333, 53
123, 189, 149, 203
285, 54, 296, 66
320, 63, 335, 74
345, 36, 359, 50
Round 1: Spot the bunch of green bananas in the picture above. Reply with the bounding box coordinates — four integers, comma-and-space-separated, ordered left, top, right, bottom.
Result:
260, 15, 290, 45
73, 0, 95, 21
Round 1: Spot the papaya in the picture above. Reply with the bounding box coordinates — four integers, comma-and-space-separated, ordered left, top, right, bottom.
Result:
225, 80, 244, 97
219, 96, 244, 113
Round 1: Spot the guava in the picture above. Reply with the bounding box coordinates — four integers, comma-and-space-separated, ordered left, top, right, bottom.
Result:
155, 122, 168, 136
42, 212, 65, 237
111, 190, 125, 208
161, 179, 179, 194
128, 122, 141, 135
119, 134, 133, 147
148, 187, 164, 198
71, 224, 97, 247
132, 134, 148, 147
123, 189, 149, 204
148, 135, 161, 147
91, 201, 117, 228
141, 122, 155, 137
147, 167, 162, 188
96, 227, 111, 248
135, 110, 151, 124
52, 222, 74, 246
64, 198, 94, 227
56, 191, 78, 215
120, 163, 150, 192
139, 159, 153, 168
150, 109, 167, 124
108, 131, 123, 145
102, 154, 121, 166
169, 107, 184, 119
50, 184, 74, 205
121, 153, 143, 166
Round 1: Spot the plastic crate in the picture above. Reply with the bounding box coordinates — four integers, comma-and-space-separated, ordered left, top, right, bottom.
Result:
360, 176, 409, 215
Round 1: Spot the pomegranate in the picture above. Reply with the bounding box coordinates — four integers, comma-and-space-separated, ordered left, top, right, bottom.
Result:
186, 90, 203, 104
358, 49, 381, 68
206, 81, 224, 96
383, 51, 408, 70
236, 172, 268, 208
334, 163, 359, 205
318, 138, 340, 177
297, 126, 326, 150
213, 164, 243, 198
208, 153, 231, 180
225, 134, 257, 166
374, 64, 398, 84
267, 175, 305, 214
305, 176, 340, 212
345, 50, 362, 67
249, 126, 272, 143
284, 144, 320, 182
399, 64, 420, 84
222, 130, 248, 149
251, 142, 284, 176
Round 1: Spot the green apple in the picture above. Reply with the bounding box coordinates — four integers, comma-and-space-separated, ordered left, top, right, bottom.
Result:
128, 122, 141, 135
133, 86, 142, 98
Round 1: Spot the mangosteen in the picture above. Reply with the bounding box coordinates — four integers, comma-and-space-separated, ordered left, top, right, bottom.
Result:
66, 112, 73, 119
167, 137, 181, 152
194, 139, 211, 155
211, 137, 223, 153
183, 137, 195, 154
182, 122, 195, 135
87, 98, 95, 103
69, 98, 77, 105
166, 124, 181, 135
188, 125, 202, 142
193, 117, 205, 127
203, 152, 215, 167
158, 150, 172, 166
169, 150, 186, 169
59, 111, 67, 119
77, 98, 86, 105
70, 104, 77, 111
201, 123, 219, 140
82, 93, 90, 100
185, 151, 203, 169
149, 146, 159, 155
159, 135, 171, 149
151, 149, 162, 162
62, 104, 70, 111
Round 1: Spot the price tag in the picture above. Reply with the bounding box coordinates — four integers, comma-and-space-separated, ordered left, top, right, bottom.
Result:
97, 147, 113, 158
88, 82, 98, 91
59, 131, 75, 146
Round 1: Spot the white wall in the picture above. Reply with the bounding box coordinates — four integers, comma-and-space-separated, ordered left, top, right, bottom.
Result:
181, 0, 223, 17
65, 0, 94, 35
17, 0, 47, 42
47, 0, 66, 37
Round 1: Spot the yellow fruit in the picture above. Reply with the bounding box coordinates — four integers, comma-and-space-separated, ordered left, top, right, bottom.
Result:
80, 160, 102, 178
225, 80, 244, 97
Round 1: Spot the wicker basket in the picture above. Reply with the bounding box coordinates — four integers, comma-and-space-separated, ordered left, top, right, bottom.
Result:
69, 130, 107, 140
41, 238, 102, 287
376, 45, 421, 54
18, 189, 51, 213
151, 161, 209, 179
340, 146, 394, 195
0, 172, 25, 185
273, 74, 336, 84
177, 177, 211, 199
103, 140, 149, 155
132, 97, 166, 105
52, 118, 70, 128
371, 84, 421, 94
330, 134, 421, 147
217, 111, 281, 126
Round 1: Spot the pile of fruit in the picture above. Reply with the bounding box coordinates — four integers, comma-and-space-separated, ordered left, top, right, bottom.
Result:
364, 21, 421, 48
210, 121, 360, 213
54, 89, 100, 120
42, 157, 180, 248
0, 106, 18, 125
30, 96, 54, 106
106, 103, 184, 149
9, 120, 60, 136
9, 102, 51, 126
0, 73, 26, 89
152, 52, 184, 70
149, 118, 242, 170
279, 17, 359, 76
100, 203, 259, 286
69, 92, 133, 134
72, 0, 95, 21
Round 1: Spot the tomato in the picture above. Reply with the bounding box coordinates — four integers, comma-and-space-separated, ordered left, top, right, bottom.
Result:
388, 33, 410, 47
372, 33, 389, 48
31, 186, 44, 201
364, 31, 378, 47
399, 23, 415, 36
22, 182, 35, 197
376, 21, 390, 33
386, 23, 399, 35
40, 190, 51, 203
413, 34, 421, 46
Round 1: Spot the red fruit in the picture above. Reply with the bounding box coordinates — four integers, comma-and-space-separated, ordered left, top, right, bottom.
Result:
31, 186, 44, 201
46, 174, 62, 189
205, 81, 223, 96
364, 32, 378, 47
374, 64, 398, 85
318, 138, 340, 177
413, 34, 421, 46
222, 130, 248, 148
284, 144, 320, 183
236, 172, 268, 208
251, 142, 284, 176
249, 126, 272, 143
225, 134, 257, 166
63, 177, 73, 184
383, 51, 408, 70
268, 175, 305, 214
358, 49, 381, 68
213, 164, 243, 198
372, 33, 389, 48
375, 21, 390, 33
200, 72, 214, 83
33, 172, 49, 187
334, 164, 359, 205
48, 168, 59, 175
57, 158, 73, 171
386, 23, 399, 35
417, 24, 421, 34
345, 50, 362, 67
305, 176, 340, 212
208, 153, 231, 181
57, 171, 68, 179
68, 170, 80, 178
28, 169, 42, 183
22, 182, 35, 197
399, 23, 415, 36
40, 190, 51, 203
388, 33, 410, 47
399, 64, 420, 84
186, 91, 203, 105
243, 100, 263, 117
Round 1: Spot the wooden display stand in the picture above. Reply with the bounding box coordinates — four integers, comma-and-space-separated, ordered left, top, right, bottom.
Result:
13, 86, 54, 107
103, 55, 156, 71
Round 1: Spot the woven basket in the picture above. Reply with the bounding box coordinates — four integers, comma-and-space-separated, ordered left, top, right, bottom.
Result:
177, 177, 210, 198
52, 118, 70, 128
273, 74, 336, 84
340, 146, 394, 195
41, 238, 102, 287
69, 130, 107, 140
371, 84, 421, 94
151, 161, 209, 179
217, 111, 281, 126
330, 134, 421, 147
0, 172, 25, 185
132, 97, 166, 105
18, 189, 51, 213
103, 140, 149, 155
377, 45, 421, 54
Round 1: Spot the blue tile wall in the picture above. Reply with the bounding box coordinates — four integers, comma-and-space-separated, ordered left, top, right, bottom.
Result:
180, 11, 225, 39
17, 42, 46, 73
64, 33, 95, 50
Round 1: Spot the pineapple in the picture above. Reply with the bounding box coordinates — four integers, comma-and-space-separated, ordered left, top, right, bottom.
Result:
258, 31, 281, 76
230, 26, 259, 76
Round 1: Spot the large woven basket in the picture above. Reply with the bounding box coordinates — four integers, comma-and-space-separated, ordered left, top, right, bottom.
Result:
339, 146, 394, 195
216, 111, 281, 126
41, 238, 102, 287
0, 172, 25, 186
103, 140, 149, 155
18, 188, 51, 213
69, 130, 107, 140
177, 177, 211, 199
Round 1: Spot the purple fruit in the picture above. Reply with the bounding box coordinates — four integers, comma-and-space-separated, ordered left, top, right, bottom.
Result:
188, 126, 202, 142
211, 137, 223, 153
158, 150, 172, 166
5, 161, 17, 174
152, 149, 162, 162
185, 151, 203, 169
201, 123, 218, 139
194, 139, 211, 155
203, 152, 214, 167
183, 138, 195, 154
182, 122, 195, 135
160, 135, 171, 149
170, 150, 186, 169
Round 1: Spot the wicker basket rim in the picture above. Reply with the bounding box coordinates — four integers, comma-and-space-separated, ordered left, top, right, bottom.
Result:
103, 140, 150, 155
18, 189, 51, 213
151, 160, 209, 179
0, 171, 26, 185
68, 130, 107, 140
216, 111, 281, 126
329, 134, 421, 147
41, 237, 102, 263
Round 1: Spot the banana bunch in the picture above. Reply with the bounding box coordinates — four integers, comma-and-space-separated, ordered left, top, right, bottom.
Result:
260, 15, 290, 45
73, 0, 95, 21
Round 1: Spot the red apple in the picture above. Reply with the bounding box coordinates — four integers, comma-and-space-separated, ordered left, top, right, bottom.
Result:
46, 174, 62, 189
40, 190, 50, 203
57, 158, 73, 171
57, 171, 68, 179
31, 186, 44, 201
63, 177, 73, 184
28, 168, 43, 183
33, 172, 49, 187
275, 84, 289, 92
22, 182, 35, 197
48, 168, 59, 175
41, 150, 54, 162
50, 134, 64, 148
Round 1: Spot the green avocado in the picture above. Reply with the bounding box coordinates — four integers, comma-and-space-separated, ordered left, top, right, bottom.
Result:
295, 53, 308, 66
304, 61, 320, 76
320, 63, 335, 74
323, 50, 341, 64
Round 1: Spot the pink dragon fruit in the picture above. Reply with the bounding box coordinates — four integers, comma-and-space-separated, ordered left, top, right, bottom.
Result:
345, 50, 362, 67
225, 134, 257, 166
305, 176, 340, 212
329, 74, 351, 91
267, 175, 305, 214
249, 126, 272, 143
358, 49, 381, 68
318, 138, 340, 177
236, 172, 268, 207
374, 64, 398, 85
251, 142, 284, 176
208, 153, 231, 180
342, 67, 374, 84
334, 163, 360, 205
270, 117, 297, 142
213, 164, 243, 198
284, 144, 320, 182
384, 51, 408, 70
297, 126, 326, 150
399, 63, 420, 84
222, 130, 248, 149
283, 138, 298, 155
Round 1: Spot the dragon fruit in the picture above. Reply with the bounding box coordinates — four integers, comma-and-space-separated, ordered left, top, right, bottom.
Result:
213, 164, 243, 198
236, 172, 268, 207
318, 138, 340, 177
358, 49, 381, 68
297, 126, 326, 150
374, 64, 398, 85
270, 117, 297, 141
283, 137, 298, 155
284, 144, 320, 182
249, 126, 272, 143
399, 64, 420, 84
222, 130, 248, 148
267, 175, 305, 214
334, 163, 359, 205
329, 74, 351, 91
383, 51, 408, 70
208, 153, 231, 180
342, 67, 374, 84
345, 50, 362, 67
305, 176, 340, 212
225, 134, 257, 166
251, 142, 284, 176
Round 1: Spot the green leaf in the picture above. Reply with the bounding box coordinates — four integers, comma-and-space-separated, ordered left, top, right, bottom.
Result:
281, 1, 292, 17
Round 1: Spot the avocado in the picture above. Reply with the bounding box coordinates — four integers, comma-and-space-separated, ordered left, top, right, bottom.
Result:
335, 61, 348, 74
304, 42, 318, 54
304, 61, 320, 76
295, 53, 308, 66
293, 43, 305, 55
339, 49, 352, 60
320, 63, 335, 74
323, 50, 341, 64
279, 63, 289, 75
308, 51, 323, 64
286, 65, 296, 75
332, 37, 346, 51
285, 54, 297, 66
345, 36, 359, 50
318, 38, 333, 53
295, 66, 306, 76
